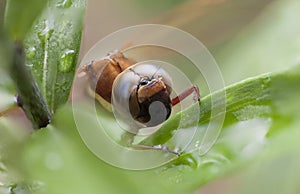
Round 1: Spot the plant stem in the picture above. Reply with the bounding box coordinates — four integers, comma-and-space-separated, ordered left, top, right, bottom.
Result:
9, 41, 52, 129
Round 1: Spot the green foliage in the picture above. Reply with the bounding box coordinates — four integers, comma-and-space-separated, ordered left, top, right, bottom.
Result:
1, 0, 85, 188
23, 0, 86, 112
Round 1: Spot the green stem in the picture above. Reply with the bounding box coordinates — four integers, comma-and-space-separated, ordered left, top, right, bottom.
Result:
9, 41, 52, 129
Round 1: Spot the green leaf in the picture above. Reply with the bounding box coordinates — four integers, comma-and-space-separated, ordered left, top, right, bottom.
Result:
142, 65, 300, 148
24, 0, 86, 113
4, 0, 48, 40
8, 42, 52, 129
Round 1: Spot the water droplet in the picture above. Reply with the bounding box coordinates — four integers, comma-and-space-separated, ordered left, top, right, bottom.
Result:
25, 63, 33, 67
59, 49, 75, 73
56, 0, 72, 8
169, 174, 183, 184
194, 140, 200, 148
26, 47, 36, 59
37, 20, 54, 47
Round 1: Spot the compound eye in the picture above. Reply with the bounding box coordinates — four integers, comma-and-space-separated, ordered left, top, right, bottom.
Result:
140, 79, 149, 86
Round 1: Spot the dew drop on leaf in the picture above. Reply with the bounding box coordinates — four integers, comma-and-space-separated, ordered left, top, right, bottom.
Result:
25, 63, 33, 67
37, 20, 54, 47
59, 49, 75, 73
56, 0, 72, 8
26, 47, 36, 59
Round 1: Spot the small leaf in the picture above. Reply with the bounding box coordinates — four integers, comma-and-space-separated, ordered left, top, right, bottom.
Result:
4, 0, 48, 40
24, 0, 86, 113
